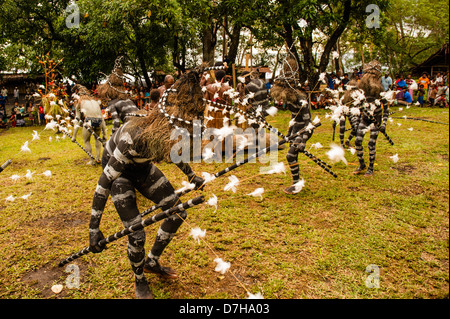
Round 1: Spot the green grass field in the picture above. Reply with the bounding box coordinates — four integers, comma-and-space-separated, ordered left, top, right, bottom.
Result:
0, 106, 448, 299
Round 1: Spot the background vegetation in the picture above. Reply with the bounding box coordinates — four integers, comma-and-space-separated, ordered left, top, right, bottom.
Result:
1, 0, 449, 87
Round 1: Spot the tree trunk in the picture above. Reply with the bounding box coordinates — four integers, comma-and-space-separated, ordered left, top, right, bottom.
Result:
226, 23, 242, 66
202, 25, 216, 65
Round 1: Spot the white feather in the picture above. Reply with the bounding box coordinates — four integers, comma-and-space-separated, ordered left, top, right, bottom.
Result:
389, 153, 399, 163
21, 192, 32, 200
42, 170, 52, 177
247, 292, 264, 299
201, 172, 216, 183
312, 115, 321, 125
5, 195, 15, 202
10, 174, 21, 183
292, 179, 305, 194
407, 127, 413, 131
266, 106, 278, 116
25, 169, 35, 180
176, 181, 196, 193
326, 144, 348, 165
224, 175, 240, 193
189, 227, 206, 244
247, 187, 264, 200
214, 258, 231, 274
45, 120, 58, 131
207, 194, 218, 213
305, 122, 316, 133
266, 162, 286, 175
310, 142, 323, 150
21, 141, 31, 153
32, 131, 40, 141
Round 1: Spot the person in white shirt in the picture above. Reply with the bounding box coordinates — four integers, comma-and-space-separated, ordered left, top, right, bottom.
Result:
381, 73, 392, 92
14, 87, 20, 102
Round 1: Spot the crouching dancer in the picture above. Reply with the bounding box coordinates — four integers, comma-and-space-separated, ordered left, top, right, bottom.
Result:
89, 62, 205, 299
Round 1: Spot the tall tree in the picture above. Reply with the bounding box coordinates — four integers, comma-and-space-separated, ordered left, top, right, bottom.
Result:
242, 0, 389, 88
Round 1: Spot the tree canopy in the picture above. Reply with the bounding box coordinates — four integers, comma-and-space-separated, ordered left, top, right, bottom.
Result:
1, 0, 448, 86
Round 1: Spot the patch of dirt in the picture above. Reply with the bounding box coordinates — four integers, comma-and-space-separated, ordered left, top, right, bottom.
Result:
391, 164, 416, 173
438, 154, 449, 162
34, 211, 88, 229
20, 262, 89, 298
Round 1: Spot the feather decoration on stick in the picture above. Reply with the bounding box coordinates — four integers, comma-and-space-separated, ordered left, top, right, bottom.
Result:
214, 258, 231, 274
20, 141, 31, 153
201, 172, 216, 183
309, 142, 323, 150
25, 169, 35, 180
265, 162, 286, 175
224, 175, 240, 193
176, 181, 196, 193
189, 227, 206, 244
32, 131, 40, 141
10, 175, 21, 183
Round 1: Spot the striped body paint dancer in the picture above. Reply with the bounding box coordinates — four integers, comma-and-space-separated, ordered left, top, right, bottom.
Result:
282, 101, 315, 193
205, 98, 337, 178
214, 122, 322, 178
246, 104, 337, 178
86, 62, 207, 299
88, 120, 204, 298
353, 100, 390, 176
108, 99, 141, 134
339, 114, 356, 147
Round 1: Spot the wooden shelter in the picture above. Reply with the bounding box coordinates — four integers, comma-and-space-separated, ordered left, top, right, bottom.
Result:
411, 43, 449, 76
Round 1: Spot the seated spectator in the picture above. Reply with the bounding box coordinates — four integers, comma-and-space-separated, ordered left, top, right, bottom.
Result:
396, 87, 412, 106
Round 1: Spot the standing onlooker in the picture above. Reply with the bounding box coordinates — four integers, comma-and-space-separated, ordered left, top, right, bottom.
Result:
428, 85, 437, 107
327, 73, 336, 90
14, 87, 20, 103
405, 74, 416, 99
417, 73, 430, 101
1, 87, 8, 103
417, 84, 425, 107
381, 73, 392, 91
